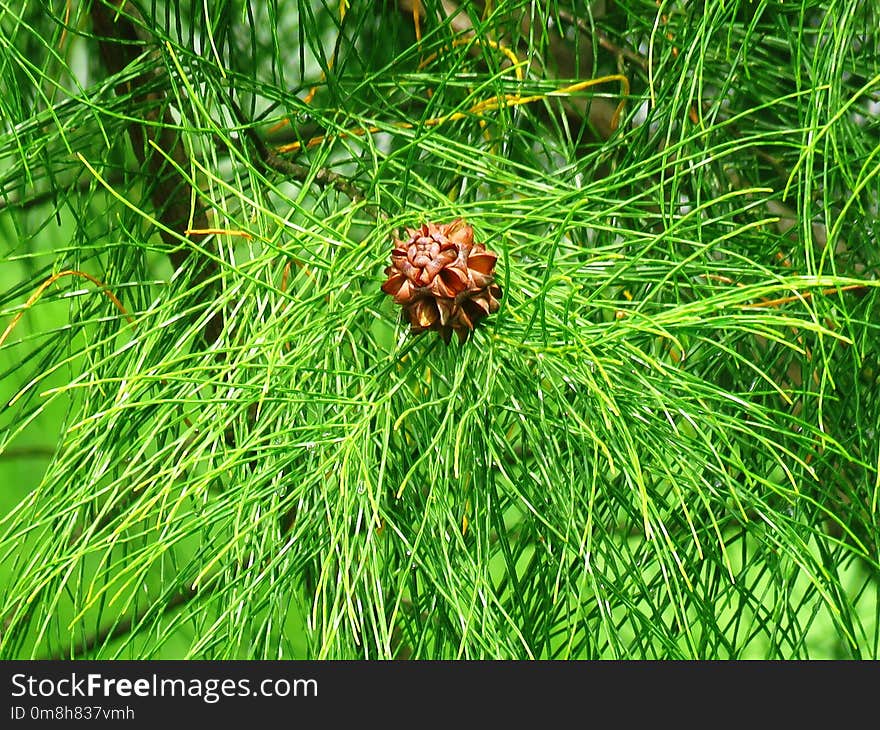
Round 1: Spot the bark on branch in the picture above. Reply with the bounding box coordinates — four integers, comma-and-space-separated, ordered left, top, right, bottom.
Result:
90, 0, 222, 344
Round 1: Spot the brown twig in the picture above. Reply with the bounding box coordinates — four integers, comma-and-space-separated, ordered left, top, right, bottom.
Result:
0, 173, 126, 213
44, 582, 208, 660
396, 0, 627, 140
90, 0, 222, 345
555, 9, 649, 72
260, 141, 366, 202
223, 94, 366, 203
0, 446, 57, 459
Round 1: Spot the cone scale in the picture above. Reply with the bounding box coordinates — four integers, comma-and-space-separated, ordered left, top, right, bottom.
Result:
381, 219, 502, 343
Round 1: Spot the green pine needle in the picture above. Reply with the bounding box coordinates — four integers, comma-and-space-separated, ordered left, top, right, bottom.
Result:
0, 0, 878, 659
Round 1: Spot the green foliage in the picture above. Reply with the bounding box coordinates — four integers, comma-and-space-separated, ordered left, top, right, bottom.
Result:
0, 0, 878, 659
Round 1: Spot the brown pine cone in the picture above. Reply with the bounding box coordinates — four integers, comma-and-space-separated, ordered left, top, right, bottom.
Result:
381, 219, 502, 343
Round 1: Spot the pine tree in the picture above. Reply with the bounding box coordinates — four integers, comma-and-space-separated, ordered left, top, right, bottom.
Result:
0, 0, 877, 659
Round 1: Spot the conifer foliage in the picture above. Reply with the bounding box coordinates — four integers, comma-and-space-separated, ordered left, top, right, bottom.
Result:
0, 1, 877, 658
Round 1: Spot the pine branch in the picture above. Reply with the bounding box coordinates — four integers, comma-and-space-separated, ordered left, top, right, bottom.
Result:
1, 0, 877, 661
225, 95, 367, 203
89, 0, 222, 344
44, 582, 209, 660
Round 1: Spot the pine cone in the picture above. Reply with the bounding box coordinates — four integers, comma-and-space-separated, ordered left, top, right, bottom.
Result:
381, 219, 502, 343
